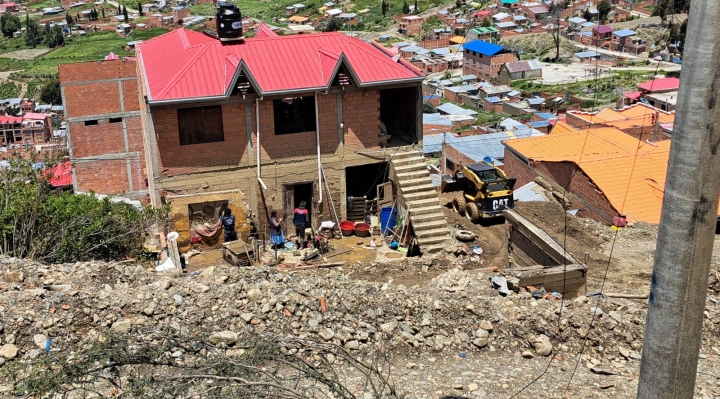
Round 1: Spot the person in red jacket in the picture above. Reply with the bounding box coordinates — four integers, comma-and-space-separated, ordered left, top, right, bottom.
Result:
293, 201, 309, 248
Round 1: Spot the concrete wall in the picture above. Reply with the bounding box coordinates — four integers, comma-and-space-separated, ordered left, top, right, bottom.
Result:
505, 209, 578, 267
59, 59, 148, 202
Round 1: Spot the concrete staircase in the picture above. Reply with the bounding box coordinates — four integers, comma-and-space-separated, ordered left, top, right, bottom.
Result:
391, 149, 450, 254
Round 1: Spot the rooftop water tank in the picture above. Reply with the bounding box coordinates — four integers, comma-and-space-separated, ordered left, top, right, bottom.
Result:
216, 2, 243, 42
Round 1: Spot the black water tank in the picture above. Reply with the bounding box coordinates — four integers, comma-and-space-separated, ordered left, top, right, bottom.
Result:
216, 2, 243, 42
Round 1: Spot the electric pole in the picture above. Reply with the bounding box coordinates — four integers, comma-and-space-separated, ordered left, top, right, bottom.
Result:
637, 1, 720, 398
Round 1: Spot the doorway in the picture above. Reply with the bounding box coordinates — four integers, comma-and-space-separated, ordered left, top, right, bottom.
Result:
282, 182, 314, 234
345, 162, 388, 201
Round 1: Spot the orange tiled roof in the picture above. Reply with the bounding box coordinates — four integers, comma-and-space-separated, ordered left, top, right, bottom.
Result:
549, 121, 579, 134
505, 128, 672, 223
568, 103, 675, 130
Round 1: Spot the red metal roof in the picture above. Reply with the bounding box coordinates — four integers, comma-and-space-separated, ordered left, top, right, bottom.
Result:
624, 91, 642, 100
637, 77, 680, 92
46, 161, 73, 187
254, 22, 278, 38
0, 115, 22, 124
23, 112, 48, 120
137, 29, 424, 102
593, 25, 613, 34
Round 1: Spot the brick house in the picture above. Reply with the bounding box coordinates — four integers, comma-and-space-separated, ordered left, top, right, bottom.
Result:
21, 113, 53, 144
62, 28, 424, 249
172, 6, 190, 23
462, 40, 518, 83
398, 15, 424, 36
59, 59, 147, 201
499, 0, 520, 12
611, 29, 646, 53
503, 128, 672, 224
496, 59, 542, 85
591, 25, 613, 47
0, 2, 16, 12
0, 115, 22, 146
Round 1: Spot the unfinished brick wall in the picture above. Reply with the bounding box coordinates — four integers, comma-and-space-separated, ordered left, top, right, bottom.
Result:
152, 103, 248, 175
565, 112, 592, 129
342, 89, 381, 152
59, 59, 148, 202
444, 144, 476, 172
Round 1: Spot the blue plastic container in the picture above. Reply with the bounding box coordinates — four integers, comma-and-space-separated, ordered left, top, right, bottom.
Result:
380, 206, 398, 235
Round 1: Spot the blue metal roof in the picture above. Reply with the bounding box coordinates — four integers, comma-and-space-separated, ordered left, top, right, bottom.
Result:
436, 102, 478, 116
534, 112, 557, 120
485, 96, 502, 103
463, 40, 505, 56
431, 47, 451, 55
423, 113, 453, 127
460, 74, 477, 81
581, 22, 596, 27
613, 29, 636, 37
527, 97, 545, 105
507, 90, 521, 97
568, 17, 586, 23
422, 130, 546, 163
528, 120, 550, 128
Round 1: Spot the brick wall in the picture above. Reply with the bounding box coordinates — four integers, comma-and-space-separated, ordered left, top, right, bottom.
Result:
342, 89, 381, 152
444, 144, 476, 172
565, 112, 592, 129
153, 102, 249, 175
59, 59, 148, 201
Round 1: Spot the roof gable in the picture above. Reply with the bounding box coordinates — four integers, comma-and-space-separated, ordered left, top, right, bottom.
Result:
138, 29, 423, 102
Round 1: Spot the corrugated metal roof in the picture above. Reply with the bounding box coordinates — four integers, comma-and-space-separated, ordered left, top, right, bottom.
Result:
613, 29, 636, 37
495, 22, 516, 28
568, 17, 586, 23
503, 60, 541, 73
463, 40, 505, 56
138, 29, 423, 101
423, 113, 453, 127
513, 182, 548, 202
485, 96, 502, 103
593, 25, 613, 34
436, 103, 478, 116
637, 77, 680, 92
423, 129, 546, 162
574, 51, 599, 58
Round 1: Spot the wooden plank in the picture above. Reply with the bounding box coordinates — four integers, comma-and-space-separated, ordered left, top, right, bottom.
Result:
522, 275, 585, 288
519, 271, 585, 287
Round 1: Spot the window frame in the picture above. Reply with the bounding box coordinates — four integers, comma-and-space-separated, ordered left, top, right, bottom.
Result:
177, 105, 225, 146
272, 96, 317, 135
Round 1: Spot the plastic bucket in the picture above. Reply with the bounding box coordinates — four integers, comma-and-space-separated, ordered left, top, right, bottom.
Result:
380, 206, 397, 235
355, 223, 370, 237
340, 220, 355, 236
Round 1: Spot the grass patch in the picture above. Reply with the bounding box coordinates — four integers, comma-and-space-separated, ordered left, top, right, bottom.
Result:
189, 3, 216, 16
8, 28, 168, 79
0, 81, 21, 98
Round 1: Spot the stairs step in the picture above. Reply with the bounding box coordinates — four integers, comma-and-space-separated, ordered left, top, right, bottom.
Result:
417, 235, 449, 246
399, 177, 432, 188
391, 156, 426, 166
404, 191, 437, 201
412, 205, 445, 216
411, 212, 447, 223
391, 150, 422, 159
407, 197, 441, 208
401, 183, 437, 194
415, 226, 450, 238
397, 171, 430, 180
412, 218, 448, 231
421, 243, 446, 254
393, 163, 429, 174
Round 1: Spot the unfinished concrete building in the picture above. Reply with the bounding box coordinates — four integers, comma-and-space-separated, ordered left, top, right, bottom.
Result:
131, 27, 429, 250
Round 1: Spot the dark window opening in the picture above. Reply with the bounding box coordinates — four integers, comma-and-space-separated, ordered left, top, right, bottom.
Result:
333, 65, 354, 87
178, 105, 224, 145
84, 120, 98, 126
273, 96, 316, 135
109, 117, 122, 123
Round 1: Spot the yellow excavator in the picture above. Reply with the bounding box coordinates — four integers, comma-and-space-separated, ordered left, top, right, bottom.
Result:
440, 162, 516, 221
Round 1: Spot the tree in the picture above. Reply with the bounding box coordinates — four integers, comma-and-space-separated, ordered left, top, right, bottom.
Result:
381, 0, 387, 16
583, 8, 592, 21
402, 0, 410, 14
652, 0, 668, 23
39, 80, 61, 105
324, 17, 342, 32
138, 1, 143, 16
101, 7, 105, 19
455, 0, 462, 8
548, 5, 563, 61
24, 15, 41, 48
52, 24, 65, 47
65, 12, 73, 25
0, 13, 20, 38
413, 0, 418, 13
597, 0, 612, 21
122, 5, 128, 22
480, 17, 492, 27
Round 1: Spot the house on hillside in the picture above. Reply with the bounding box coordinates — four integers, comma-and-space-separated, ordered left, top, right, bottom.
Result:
503, 128, 675, 223
496, 60, 542, 84
568, 17, 586, 30
398, 15, 424, 35
591, 25, 612, 47
499, 0, 520, 11
0, 2, 17, 12
60, 27, 425, 250
611, 29, 646, 53
462, 40, 518, 82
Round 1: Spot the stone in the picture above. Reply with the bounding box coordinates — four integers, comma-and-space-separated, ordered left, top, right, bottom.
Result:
0, 344, 18, 359
472, 338, 488, 348
344, 340, 359, 350
532, 334, 553, 357
522, 350, 534, 359
479, 320, 493, 332
111, 319, 132, 333
42, 319, 54, 328
319, 328, 335, 341
143, 308, 154, 316
209, 331, 237, 345
240, 313, 254, 323
27, 349, 42, 359
475, 329, 489, 339
1, 271, 23, 283
247, 289, 263, 302
380, 321, 397, 334
33, 334, 47, 349
467, 383, 479, 392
